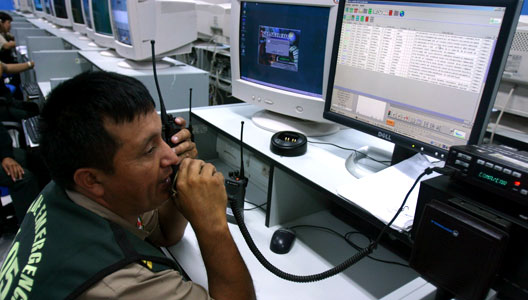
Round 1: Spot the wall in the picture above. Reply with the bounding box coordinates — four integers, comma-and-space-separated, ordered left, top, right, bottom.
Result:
0, 1, 14, 11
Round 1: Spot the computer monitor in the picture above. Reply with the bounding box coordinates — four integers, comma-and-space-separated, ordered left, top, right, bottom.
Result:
43, 0, 55, 21
196, 0, 231, 45
70, 0, 87, 33
90, 0, 115, 49
17, 0, 33, 12
231, 0, 340, 136
324, 0, 522, 177
32, 0, 46, 17
82, 0, 94, 37
109, 0, 197, 66
52, 0, 73, 27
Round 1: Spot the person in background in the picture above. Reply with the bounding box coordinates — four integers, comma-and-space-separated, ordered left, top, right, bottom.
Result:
0, 12, 16, 64
0, 60, 38, 122
0, 121, 41, 227
0, 12, 24, 100
0, 71, 256, 300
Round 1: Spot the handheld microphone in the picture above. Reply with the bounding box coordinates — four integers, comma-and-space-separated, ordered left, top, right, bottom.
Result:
225, 121, 248, 224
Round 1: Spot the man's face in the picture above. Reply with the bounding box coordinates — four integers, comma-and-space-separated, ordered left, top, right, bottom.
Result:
0, 20, 11, 33
99, 110, 178, 218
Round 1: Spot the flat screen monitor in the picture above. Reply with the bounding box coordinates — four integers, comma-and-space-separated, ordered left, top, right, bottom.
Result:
52, 0, 72, 27
109, 0, 197, 64
90, 0, 115, 48
324, 0, 522, 176
70, 0, 87, 33
231, 0, 340, 136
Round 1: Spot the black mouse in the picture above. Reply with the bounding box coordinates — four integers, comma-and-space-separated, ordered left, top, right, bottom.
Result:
270, 228, 296, 254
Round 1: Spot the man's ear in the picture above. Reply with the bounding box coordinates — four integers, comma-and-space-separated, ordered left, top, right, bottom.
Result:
73, 168, 105, 198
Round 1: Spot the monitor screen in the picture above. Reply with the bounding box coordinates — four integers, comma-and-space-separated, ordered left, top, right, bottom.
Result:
231, 0, 339, 136
324, 0, 520, 161
82, 0, 92, 28
239, 2, 329, 98
33, 0, 43, 11
71, 0, 84, 24
44, 0, 52, 15
92, 0, 112, 35
53, 0, 68, 18
110, 0, 131, 45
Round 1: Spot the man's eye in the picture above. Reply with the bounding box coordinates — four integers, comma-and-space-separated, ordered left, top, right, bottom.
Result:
146, 147, 156, 154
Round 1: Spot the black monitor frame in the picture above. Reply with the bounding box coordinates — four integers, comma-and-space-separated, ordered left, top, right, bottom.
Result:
324, 0, 523, 163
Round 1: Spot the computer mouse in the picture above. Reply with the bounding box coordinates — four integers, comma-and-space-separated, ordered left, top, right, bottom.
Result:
270, 228, 296, 254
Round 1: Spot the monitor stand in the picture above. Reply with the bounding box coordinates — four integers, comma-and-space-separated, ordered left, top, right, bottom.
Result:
252, 110, 339, 137
345, 145, 392, 178
99, 50, 119, 57
117, 59, 173, 70
344, 144, 416, 178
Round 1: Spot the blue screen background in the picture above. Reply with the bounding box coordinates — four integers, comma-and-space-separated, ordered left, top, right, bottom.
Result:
239, 2, 329, 97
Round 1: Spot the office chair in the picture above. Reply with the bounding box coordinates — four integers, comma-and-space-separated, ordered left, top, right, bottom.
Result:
0, 121, 28, 235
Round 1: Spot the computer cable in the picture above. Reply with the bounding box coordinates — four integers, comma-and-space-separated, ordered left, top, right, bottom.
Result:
307, 140, 391, 165
489, 85, 516, 144
244, 200, 267, 211
287, 224, 410, 268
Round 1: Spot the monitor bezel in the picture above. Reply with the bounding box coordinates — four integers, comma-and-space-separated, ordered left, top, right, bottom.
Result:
90, 0, 115, 48
230, 0, 340, 124
323, 0, 522, 160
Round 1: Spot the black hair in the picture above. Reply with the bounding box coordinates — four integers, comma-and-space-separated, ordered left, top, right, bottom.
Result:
0, 12, 13, 23
39, 71, 156, 189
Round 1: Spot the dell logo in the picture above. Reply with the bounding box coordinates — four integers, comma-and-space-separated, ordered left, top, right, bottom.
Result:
378, 132, 392, 141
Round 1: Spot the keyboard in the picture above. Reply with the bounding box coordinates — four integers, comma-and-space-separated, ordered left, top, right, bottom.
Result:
22, 82, 40, 98
24, 116, 41, 145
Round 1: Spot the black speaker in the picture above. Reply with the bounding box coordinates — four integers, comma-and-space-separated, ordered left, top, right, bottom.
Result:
410, 200, 509, 300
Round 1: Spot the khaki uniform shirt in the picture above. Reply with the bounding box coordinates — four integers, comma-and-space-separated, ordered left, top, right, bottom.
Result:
66, 190, 213, 300
0, 33, 8, 49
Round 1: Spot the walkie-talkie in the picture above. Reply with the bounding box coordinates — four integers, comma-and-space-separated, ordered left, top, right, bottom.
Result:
188, 88, 194, 141
225, 121, 249, 224
151, 41, 181, 178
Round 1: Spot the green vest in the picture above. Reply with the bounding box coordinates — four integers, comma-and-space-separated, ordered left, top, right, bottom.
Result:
0, 181, 179, 300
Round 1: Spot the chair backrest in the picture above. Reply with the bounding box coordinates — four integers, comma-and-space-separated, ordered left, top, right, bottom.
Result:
2, 121, 27, 149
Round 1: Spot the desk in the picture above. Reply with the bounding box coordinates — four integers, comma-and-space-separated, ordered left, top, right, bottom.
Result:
26, 18, 106, 51
79, 51, 209, 114
168, 104, 436, 299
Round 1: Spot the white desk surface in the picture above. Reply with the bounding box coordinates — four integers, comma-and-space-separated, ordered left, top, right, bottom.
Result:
169, 204, 433, 300
169, 104, 435, 299
191, 103, 394, 200
37, 81, 50, 98
78, 51, 207, 77
26, 18, 106, 51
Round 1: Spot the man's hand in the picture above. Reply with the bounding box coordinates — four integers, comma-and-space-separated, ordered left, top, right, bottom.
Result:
174, 159, 256, 300
170, 117, 197, 162
174, 159, 227, 230
3, 40, 16, 50
2, 157, 24, 181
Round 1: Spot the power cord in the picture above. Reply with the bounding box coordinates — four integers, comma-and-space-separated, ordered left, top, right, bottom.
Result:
244, 200, 267, 211
288, 224, 410, 268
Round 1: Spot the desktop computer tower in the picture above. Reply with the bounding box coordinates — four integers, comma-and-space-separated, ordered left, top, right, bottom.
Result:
412, 176, 528, 300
